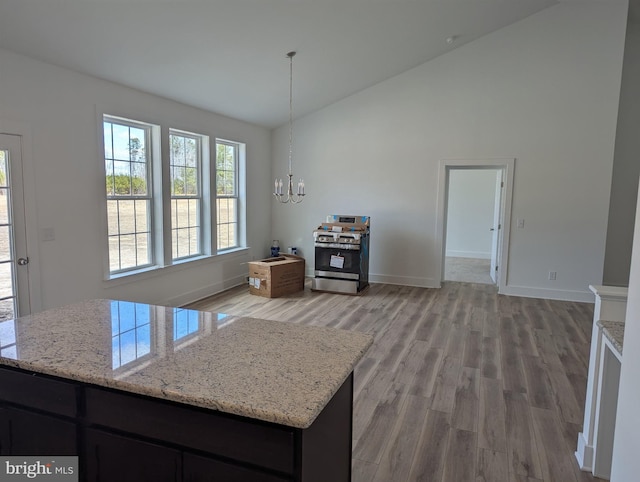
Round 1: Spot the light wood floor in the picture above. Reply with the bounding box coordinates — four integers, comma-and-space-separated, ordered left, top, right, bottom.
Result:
444, 257, 494, 285
188, 281, 605, 482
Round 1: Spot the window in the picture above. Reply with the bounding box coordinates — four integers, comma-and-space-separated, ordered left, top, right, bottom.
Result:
170, 131, 202, 260
104, 117, 153, 273
216, 140, 239, 251
101, 113, 246, 279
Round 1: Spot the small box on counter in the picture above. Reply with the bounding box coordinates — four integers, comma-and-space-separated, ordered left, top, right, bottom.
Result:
248, 254, 305, 298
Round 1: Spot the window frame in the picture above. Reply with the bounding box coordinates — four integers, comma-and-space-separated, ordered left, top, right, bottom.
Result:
169, 129, 205, 262
99, 110, 247, 283
103, 115, 156, 275
215, 139, 242, 253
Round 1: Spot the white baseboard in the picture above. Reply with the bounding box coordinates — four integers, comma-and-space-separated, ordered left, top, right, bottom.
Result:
302, 271, 596, 303
167, 274, 246, 307
445, 250, 491, 259
500, 285, 595, 303
575, 431, 594, 472
368, 273, 440, 288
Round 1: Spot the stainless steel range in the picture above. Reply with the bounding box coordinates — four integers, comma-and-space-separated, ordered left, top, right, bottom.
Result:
311, 215, 370, 294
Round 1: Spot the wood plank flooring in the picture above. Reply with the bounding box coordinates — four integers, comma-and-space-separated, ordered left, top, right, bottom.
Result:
188, 281, 605, 482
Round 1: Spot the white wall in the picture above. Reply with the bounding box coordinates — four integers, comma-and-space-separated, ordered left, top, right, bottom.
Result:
0, 48, 272, 311
272, 1, 628, 300
446, 169, 497, 259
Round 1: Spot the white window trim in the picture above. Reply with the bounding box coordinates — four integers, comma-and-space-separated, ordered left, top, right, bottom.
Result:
215, 139, 246, 253
169, 129, 207, 261
103, 114, 162, 275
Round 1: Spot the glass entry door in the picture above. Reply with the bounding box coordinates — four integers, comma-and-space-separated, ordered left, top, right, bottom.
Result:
0, 134, 30, 322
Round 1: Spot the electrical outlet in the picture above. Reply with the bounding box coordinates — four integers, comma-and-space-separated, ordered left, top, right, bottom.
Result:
548, 271, 557, 281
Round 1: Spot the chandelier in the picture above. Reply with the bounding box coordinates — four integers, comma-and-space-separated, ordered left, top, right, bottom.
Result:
274, 51, 305, 204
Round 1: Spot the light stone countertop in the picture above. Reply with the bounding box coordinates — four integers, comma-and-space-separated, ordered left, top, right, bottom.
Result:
597, 320, 625, 356
0, 299, 373, 429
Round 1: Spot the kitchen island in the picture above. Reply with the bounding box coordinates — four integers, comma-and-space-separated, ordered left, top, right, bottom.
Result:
0, 299, 373, 481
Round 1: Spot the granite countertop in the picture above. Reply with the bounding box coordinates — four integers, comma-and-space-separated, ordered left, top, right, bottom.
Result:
597, 320, 625, 356
0, 299, 373, 429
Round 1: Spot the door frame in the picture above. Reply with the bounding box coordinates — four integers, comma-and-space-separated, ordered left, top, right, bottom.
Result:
490, 169, 503, 283
435, 158, 515, 292
0, 119, 42, 314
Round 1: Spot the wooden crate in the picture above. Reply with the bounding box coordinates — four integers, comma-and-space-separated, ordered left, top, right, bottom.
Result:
248, 255, 305, 298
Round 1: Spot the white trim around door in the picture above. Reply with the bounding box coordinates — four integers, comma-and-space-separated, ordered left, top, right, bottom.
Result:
0, 119, 42, 314
436, 158, 515, 293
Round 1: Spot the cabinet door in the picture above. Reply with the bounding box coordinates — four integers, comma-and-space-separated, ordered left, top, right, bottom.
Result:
85, 429, 181, 482
183, 453, 289, 482
2, 406, 77, 455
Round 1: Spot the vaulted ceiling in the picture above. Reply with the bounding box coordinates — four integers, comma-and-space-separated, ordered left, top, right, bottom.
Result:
0, 0, 561, 127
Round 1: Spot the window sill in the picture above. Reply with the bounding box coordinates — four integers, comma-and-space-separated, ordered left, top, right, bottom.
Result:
103, 248, 250, 289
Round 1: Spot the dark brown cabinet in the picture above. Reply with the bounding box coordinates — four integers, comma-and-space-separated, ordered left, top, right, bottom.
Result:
85, 429, 181, 482
0, 406, 77, 456
0, 368, 78, 456
183, 453, 289, 482
0, 407, 8, 454
83, 387, 295, 475
0, 365, 353, 482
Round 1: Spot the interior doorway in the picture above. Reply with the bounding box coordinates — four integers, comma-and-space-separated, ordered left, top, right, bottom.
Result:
436, 159, 515, 291
444, 168, 501, 284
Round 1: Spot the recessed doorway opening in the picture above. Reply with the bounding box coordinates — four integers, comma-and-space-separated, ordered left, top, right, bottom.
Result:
444, 168, 501, 284
436, 158, 515, 292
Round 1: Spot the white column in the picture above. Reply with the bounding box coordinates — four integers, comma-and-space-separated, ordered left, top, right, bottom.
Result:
592, 334, 623, 479
575, 285, 627, 472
